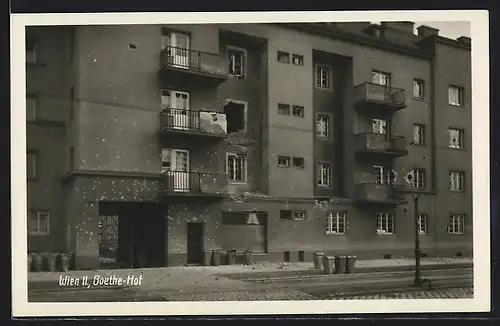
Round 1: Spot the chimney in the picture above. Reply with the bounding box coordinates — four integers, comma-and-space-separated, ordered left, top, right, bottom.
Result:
381, 21, 415, 34
417, 25, 439, 37
457, 36, 471, 45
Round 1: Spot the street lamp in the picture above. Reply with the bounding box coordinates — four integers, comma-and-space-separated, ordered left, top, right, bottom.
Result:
404, 141, 428, 288
412, 193, 422, 287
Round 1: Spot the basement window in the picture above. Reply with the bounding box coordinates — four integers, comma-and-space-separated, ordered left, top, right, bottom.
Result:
223, 101, 246, 133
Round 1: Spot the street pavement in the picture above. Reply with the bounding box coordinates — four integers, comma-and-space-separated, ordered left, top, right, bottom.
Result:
28, 262, 474, 302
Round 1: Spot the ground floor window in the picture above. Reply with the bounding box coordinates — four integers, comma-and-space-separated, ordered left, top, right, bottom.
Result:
28, 210, 49, 235
376, 212, 394, 234
448, 214, 465, 234
325, 212, 346, 235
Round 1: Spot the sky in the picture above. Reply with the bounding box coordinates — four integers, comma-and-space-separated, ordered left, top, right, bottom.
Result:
373, 21, 471, 39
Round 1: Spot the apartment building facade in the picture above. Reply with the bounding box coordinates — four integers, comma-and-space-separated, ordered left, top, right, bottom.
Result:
26, 22, 472, 270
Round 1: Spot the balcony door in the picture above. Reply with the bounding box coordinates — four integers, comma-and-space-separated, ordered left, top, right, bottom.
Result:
167, 32, 190, 69
171, 149, 190, 192
162, 90, 191, 130
372, 119, 390, 140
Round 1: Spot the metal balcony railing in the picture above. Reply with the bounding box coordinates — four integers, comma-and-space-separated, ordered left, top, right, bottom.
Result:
160, 108, 227, 135
353, 82, 407, 108
161, 171, 228, 195
354, 132, 408, 155
160, 46, 229, 77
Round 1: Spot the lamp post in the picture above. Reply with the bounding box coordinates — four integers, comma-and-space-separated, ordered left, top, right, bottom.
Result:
405, 142, 426, 288
412, 193, 422, 287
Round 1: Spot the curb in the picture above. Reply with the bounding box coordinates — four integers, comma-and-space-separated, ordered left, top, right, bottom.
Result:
219, 262, 473, 281
249, 267, 472, 283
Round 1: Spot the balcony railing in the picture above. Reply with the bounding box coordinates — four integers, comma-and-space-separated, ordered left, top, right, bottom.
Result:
354, 132, 408, 157
354, 182, 405, 204
353, 82, 407, 111
160, 108, 227, 137
160, 46, 229, 78
161, 171, 228, 195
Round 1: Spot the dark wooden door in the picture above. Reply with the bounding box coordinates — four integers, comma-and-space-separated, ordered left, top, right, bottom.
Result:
187, 222, 204, 264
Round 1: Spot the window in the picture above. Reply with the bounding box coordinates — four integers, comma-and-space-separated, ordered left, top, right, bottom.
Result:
448, 214, 465, 234
315, 64, 332, 90
325, 212, 346, 235
228, 47, 245, 78
26, 95, 37, 122
281, 210, 307, 221
27, 151, 37, 180
376, 212, 394, 234
294, 210, 307, 220
448, 86, 463, 106
292, 54, 304, 66
410, 168, 426, 189
292, 105, 304, 117
449, 128, 464, 149
28, 210, 50, 235
277, 103, 290, 115
449, 171, 465, 192
280, 210, 293, 220
317, 162, 331, 187
316, 114, 331, 139
227, 153, 246, 183
413, 79, 425, 99
373, 165, 395, 185
413, 124, 426, 145
292, 157, 305, 169
26, 38, 37, 64
277, 51, 290, 63
277, 156, 290, 167
223, 101, 246, 133
372, 70, 391, 86
418, 213, 428, 234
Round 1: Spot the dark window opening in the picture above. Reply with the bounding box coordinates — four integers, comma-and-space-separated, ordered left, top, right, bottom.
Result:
280, 210, 293, 220
277, 51, 290, 63
292, 157, 305, 168
223, 101, 245, 134
292, 105, 304, 117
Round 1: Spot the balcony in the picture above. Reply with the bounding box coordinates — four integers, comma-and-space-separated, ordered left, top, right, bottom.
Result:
354, 182, 406, 206
159, 46, 228, 88
161, 171, 228, 197
353, 82, 407, 114
354, 133, 408, 158
160, 108, 228, 139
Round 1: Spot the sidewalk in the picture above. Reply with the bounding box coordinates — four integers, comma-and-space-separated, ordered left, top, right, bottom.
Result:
28, 257, 472, 292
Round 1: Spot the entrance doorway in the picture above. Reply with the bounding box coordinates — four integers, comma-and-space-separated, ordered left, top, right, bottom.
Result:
187, 222, 204, 265
99, 201, 166, 269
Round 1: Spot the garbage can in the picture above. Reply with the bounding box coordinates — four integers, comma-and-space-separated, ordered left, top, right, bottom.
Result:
346, 255, 357, 274
227, 249, 237, 265
313, 252, 324, 270
45, 253, 58, 272
212, 250, 222, 266
334, 255, 347, 274
322, 256, 335, 275
32, 253, 43, 272
244, 250, 253, 265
